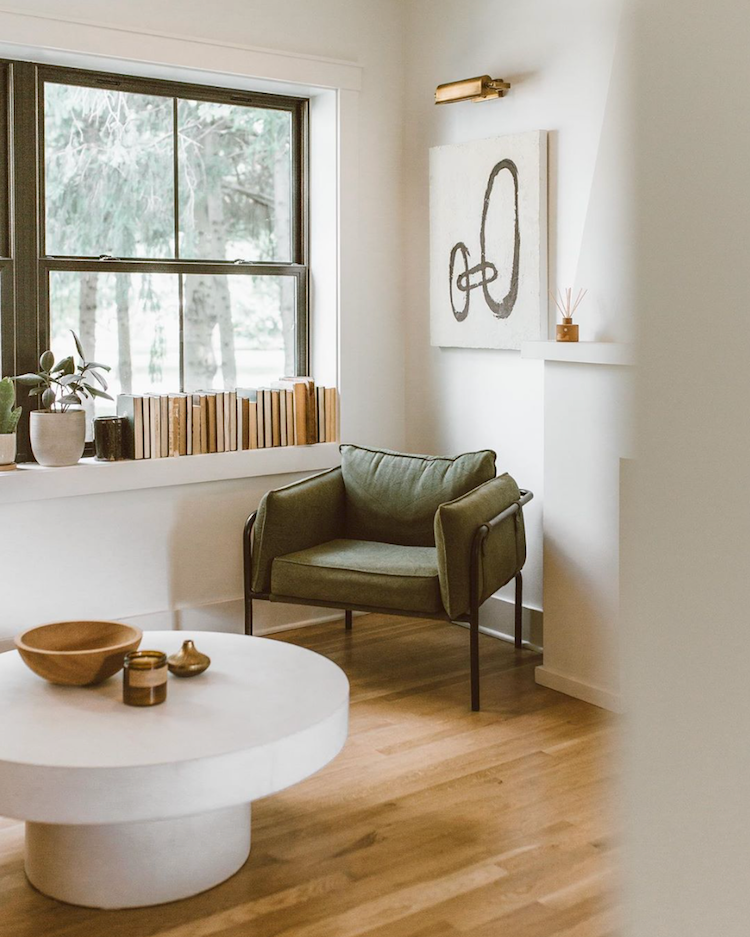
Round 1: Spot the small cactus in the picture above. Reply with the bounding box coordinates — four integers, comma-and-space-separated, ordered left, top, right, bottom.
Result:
0, 377, 21, 434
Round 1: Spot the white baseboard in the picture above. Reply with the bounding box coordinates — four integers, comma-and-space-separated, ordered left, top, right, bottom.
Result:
120, 597, 346, 637
0, 595, 537, 657
0, 601, 348, 655
535, 665, 622, 713
479, 593, 543, 649
451, 618, 542, 653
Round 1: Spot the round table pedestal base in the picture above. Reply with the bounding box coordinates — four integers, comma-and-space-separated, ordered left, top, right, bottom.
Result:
25, 803, 251, 909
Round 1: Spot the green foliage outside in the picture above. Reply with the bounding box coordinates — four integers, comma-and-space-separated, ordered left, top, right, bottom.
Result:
44, 83, 295, 404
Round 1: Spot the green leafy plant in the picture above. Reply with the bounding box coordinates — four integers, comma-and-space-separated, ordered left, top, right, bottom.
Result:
14, 331, 113, 412
0, 377, 21, 434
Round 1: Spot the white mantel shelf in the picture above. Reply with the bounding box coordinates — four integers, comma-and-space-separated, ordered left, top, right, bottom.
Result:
0, 443, 341, 506
521, 341, 634, 366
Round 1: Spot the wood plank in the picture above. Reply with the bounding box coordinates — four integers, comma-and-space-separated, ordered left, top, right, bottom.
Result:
0, 614, 618, 937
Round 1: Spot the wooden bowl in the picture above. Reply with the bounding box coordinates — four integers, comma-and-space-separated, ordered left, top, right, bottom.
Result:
14, 621, 143, 686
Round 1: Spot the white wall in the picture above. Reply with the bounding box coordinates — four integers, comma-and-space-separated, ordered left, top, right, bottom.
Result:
623, 0, 750, 932
0, 0, 407, 642
0, 473, 324, 643
402, 0, 630, 662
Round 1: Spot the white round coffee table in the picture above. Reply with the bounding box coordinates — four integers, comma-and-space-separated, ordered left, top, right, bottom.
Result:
0, 631, 349, 909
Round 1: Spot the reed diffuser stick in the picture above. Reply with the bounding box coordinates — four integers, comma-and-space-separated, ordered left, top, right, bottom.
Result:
549, 287, 588, 320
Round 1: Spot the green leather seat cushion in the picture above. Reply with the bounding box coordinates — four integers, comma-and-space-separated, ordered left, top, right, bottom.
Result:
271, 539, 443, 614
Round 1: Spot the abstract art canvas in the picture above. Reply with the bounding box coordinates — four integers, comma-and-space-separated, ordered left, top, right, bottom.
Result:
429, 130, 547, 350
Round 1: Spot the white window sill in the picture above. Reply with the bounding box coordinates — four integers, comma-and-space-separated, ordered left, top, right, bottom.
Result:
520, 341, 634, 366
0, 443, 341, 505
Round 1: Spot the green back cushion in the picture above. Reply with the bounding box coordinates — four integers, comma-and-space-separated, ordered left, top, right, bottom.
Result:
340, 445, 496, 546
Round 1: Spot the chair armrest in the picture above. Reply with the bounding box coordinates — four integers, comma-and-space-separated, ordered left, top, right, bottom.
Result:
434, 474, 531, 619
249, 467, 346, 593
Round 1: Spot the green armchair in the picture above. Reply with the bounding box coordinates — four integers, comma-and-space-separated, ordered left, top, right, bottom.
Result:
244, 445, 532, 710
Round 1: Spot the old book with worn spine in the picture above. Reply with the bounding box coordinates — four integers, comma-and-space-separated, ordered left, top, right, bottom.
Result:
142, 394, 151, 458
325, 387, 338, 442
285, 389, 295, 445
186, 397, 192, 455
215, 393, 225, 453
279, 389, 288, 447
271, 390, 281, 447
117, 395, 144, 460
149, 396, 161, 458
195, 394, 209, 453
293, 382, 308, 444
160, 395, 169, 456
248, 400, 258, 449
168, 396, 181, 457
262, 389, 272, 447
229, 391, 237, 451
191, 404, 202, 455
240, 397, 249, 449
222, 392, 231, 451
316, 387, 325, 443
177, 395, 188, 456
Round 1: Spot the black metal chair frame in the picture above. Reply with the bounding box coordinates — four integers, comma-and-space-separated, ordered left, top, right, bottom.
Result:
243, 489, 533, 711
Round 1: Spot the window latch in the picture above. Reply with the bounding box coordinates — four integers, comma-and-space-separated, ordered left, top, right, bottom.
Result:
98, 254, 116, 261
232, 258, 247, 265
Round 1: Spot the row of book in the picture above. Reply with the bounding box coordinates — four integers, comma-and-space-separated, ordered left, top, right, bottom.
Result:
117, 378, 338, 460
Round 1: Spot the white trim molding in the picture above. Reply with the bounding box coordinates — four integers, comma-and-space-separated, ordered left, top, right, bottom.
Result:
535, 665, 623, 713
0, 443, 341, 505
0, 8, 362, 92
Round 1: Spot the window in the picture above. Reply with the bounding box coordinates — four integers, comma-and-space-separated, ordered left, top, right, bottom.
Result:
0, 60, 308, 459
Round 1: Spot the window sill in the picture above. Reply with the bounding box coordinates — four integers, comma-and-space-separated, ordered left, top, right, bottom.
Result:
0, 443, 341, 505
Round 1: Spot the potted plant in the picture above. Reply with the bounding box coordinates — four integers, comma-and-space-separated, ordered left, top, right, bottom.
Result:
0, 377, 21, 471
14, 332, 112, 467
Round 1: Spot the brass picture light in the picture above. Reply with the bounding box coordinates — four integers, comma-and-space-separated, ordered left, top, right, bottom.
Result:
435, 75, 511, 105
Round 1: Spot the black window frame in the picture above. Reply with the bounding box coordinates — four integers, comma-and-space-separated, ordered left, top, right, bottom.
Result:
0, 59, 309, 461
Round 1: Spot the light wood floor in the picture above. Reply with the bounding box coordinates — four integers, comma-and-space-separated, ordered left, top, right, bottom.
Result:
0, 615, 619, 937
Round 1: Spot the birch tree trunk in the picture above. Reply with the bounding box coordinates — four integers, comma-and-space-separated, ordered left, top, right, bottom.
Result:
274, 143, 296, 375
116, 274, 132, 394
183, 124, 235, 389
79, 273, 98, 358
184, 271, 219, 389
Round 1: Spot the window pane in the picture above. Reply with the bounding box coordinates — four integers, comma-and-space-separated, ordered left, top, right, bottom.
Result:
50, 271, 180, 421
178, 101, 292, 262
183, 274, 295, 390
44, 83, 175, 258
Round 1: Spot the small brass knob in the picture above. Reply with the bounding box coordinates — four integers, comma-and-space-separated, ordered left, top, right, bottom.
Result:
167, 640, 211, 678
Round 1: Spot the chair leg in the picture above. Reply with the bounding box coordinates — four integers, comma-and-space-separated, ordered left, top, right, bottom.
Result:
514, 572, 523, 649
345, 610, 353, 631
244, 595, 253, 636
243, 512, 256, 637
470, 607, 480, 712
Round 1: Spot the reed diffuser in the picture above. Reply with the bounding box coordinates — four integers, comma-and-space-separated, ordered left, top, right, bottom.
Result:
551, 287, 587, 342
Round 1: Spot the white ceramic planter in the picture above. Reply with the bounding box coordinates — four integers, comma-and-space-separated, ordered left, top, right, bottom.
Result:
0, 433, 16, 468
30, 410, 86, 467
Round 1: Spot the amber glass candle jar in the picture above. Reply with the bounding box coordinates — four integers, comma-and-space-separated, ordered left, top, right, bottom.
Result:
123, 650, 168, 706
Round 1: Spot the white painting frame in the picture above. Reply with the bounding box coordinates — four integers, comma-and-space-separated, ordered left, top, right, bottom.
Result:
429, 130, 547, 350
